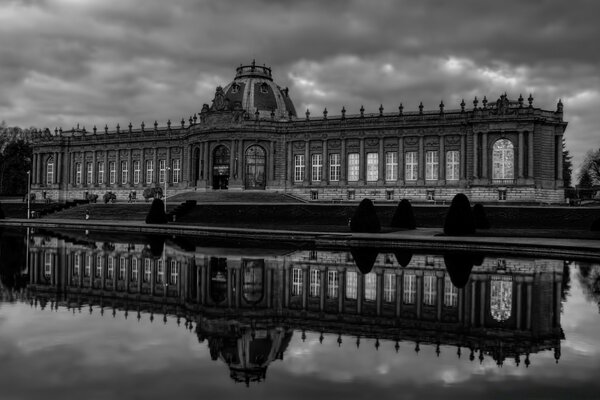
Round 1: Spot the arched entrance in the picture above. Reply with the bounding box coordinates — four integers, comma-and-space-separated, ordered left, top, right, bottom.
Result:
212, 145, 230, 189
245, 145, 266, 189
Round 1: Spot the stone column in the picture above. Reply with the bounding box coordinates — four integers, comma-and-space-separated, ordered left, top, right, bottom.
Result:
302, 268, 309, 310
418, 136, 424, 182
357, 274, 363, 314
359, 138, 365, 183
481, 132, 488, 179
473, 132, 479, 179
340, 139, 347, 184
115, 150, 121, 185
303, 140, 309, 184
166, 147, 172, 184
436, 275, 443, 321
322, 139, 328, 183
526, 280, 532, 330
395, 273, 402, 317
269, 141, 275, 182
518, 131, 525, 179
103, 151, 109, 186
557, 136, 563, 182
152, 149, 158, 185
528, 132, 534, 179
376, 271, 383, 316
479, 280, 486, 325
32, 153, 37, 184
55, 152, 60, 184
398, 137, 404, 183
319, 269, 326, 312
91, 151, 97, 185
338, 269, 345, 313
287, 142, 293, 186
439, 135, 445, 182
230, 140, 236, 182
378, 138, 385, 183
203, 142, 210, 184
470, 279, 477, 326
416, 273, 423, 319
516, 280, 522, 330
460, 135, 466, 180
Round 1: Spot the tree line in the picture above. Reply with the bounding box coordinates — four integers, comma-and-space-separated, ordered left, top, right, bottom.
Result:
0, 121, 34, 195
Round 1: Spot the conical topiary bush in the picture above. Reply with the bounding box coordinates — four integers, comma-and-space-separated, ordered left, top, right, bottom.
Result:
145, 198, 168, 224
472, 203, 490, 229
350, 247, 379, 274
390, 199, 416, 229
443, 253, 475, 289
394, 251, 413, 267
443, 193, 475, 235
350, 198, 381, 233
591, 218, 600, 232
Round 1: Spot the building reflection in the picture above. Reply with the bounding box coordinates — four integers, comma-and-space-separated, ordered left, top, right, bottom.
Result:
23, 230, 565, 382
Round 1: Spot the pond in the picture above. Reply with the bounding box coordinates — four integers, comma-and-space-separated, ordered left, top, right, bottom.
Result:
0, 228, 599, 399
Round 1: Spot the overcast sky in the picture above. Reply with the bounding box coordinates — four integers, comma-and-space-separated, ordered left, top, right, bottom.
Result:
0, 0, 598, 172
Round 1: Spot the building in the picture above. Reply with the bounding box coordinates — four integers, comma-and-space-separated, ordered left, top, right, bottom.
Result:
30, 61, 568, 203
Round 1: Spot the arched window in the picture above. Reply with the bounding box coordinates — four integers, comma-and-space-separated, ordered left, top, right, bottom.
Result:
492, 139, 514, 179
46, 157, 55, 185
490, 277, 513, 322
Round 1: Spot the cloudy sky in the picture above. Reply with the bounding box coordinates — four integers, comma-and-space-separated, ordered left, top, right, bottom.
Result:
0, 0, 598, 171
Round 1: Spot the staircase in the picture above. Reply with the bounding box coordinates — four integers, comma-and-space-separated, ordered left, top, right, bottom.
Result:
43, 202, 178, 221
167, 190, 302, 203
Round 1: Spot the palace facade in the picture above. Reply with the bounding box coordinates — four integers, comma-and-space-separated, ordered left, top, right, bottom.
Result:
30, 61, 568, 203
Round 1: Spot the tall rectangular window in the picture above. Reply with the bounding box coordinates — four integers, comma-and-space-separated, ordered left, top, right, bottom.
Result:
85, 255, 91, 277
347, 153, 359, 182
131, 258, 139, 282
423, 275, 437, 306
426, 151, 439, 181
156, 259, 164, 284
444, 276, 458, 307
385, 151, 398, 181
143, 259, 151, 282
294, 155, 305, 182
107, 257, 114, 279
311, 154, 322, 182
46, 160, 54, 185
446, 150, 460, 181
145, 160, 153, 184
292, 268, 303, 296
403, 274, 416, 304
86, 163, 93, 185
309, 269, 321, 297
44, 252, 52, 277
97, 162, 105, 185
75, 163, 82, 185
121, 161, 128, 184
170, 260, 178, 285
365, 273, 376, 301
346, 271, 357, 299
73, 254, 80, 277
327, 270, 339, 299
172, 159, 181, 183
109, 161, 116, 184
366, 153, 378, 182
329, 153, 340, 182
95, 256, 103, 278
133, 161, 141, 184
384, 273, 396, 303
119, 257, 126, 280
405, 151, 418, 181
159, 159, 166, 184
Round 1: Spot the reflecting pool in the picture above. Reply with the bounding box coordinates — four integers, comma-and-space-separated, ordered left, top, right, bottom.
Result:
1, 228, 600, 399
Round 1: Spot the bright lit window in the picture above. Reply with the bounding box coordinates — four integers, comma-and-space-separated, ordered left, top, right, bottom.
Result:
292, 268, 303, 296
348, 153, 359, 182
403, 274, 416, 304
329, 153, 340, 181
446, 150, 460, 181
145, 160, 153, 184
311, 154, 322, 182
426, 151, 439, 181
294, 155, 305, 182
493, 139, 515, 179
405, 152, 418, 181
327, 270, 339, 299
386, 152, 397, 181
172, 159, 181, 183
366, 153, 378, 182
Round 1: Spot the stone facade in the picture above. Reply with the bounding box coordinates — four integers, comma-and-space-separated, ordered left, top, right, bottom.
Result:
30, 62, 568, 203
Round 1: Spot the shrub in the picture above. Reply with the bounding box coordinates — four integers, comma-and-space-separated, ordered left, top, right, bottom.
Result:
591, 218, 600, 231
390, 199, 416, 229
145, 198, 168, 224
443, 193, 475, 235
350, 198, 381, 233
0, 201, 5, 220
350, 247, 379, 274
394, 251, 413, 267
443, 253, 475, 288
473, 203, 490, 229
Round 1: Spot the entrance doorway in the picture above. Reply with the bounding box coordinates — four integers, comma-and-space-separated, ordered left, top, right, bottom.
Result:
212, 145, 230, 190
245, 145, 266, 189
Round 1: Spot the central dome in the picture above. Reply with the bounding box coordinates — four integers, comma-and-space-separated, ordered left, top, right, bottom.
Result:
221, 61, 297, 120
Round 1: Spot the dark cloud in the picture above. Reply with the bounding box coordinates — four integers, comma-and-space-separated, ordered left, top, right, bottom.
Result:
0, 0, 598, 168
